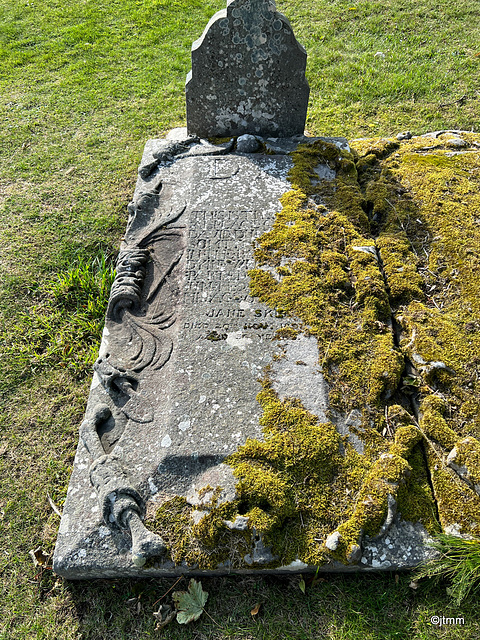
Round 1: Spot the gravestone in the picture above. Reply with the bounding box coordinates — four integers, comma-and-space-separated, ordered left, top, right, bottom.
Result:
186, 0, 309, 137
53, 0, 480, 580
53, 132, 352, 578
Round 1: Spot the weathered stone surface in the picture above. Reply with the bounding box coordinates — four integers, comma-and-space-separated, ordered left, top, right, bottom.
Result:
54, 131, 480, 579
186, 0, 309, 138
54, 134, 313, 578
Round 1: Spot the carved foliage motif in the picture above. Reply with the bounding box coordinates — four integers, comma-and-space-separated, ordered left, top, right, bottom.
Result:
80, 178, 186, 566
96, 191, 186, 422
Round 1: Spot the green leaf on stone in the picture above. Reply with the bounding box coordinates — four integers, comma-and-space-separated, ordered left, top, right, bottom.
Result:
172, 579, 208, 624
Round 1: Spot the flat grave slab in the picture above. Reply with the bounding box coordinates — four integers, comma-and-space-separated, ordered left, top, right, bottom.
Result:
54, 131, 480, 579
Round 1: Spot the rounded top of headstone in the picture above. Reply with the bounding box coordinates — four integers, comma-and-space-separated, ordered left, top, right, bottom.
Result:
186, 0, 309, 138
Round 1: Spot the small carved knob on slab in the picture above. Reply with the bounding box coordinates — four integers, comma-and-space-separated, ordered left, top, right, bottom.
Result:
123, 509, 168, 567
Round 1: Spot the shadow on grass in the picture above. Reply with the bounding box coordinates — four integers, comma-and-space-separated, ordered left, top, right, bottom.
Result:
58, 571, 480, 640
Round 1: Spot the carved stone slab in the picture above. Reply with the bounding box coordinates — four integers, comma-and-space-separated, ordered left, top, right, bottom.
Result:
186, 0, 309, 138
53, 131, 437, 578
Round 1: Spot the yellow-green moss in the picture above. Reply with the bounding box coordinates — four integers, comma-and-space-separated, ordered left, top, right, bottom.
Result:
420, 399, 458, 450
326, 408, 428, 561
149, 134, 480, 568
330, 452, 412, 560
147, 496, 251, 570
376, 235, 425, 306
208, 136, 234, 145
275, 326, 299, 339
289, 141, 370, 231
425, 443, 480, 536
149, 496, 194, 564
249, 180, 405, 416
396, 444, 440, 534
227, 383, 376, 565
449, 437, 480, 488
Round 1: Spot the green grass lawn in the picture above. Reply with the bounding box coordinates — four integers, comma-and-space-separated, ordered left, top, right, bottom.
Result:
1, 0, 479, 638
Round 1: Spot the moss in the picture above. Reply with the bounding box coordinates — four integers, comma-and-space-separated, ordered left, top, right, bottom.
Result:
399, 298, 480, 437
242, 135, 480, 562
191, 500, 238, 547
376, 234, 425, 306
452, 438, 480, 488
275, 326, 299, 339
147, 496, 251, 570
420, 399, 458, 451
396, 443, 440, 534
390, 424, 422, 458
367, 334, 404, 404
348, 244, 391, 325
289, 141, 370, 231
425, 443, 480, 536
353, 139, 400, 160
208, 136, 234, 145
326, 412, 436, 560
225, 384, 359, 564
149, 496, 194, 565
148, 134, 480, 568
330, 451, 413, 560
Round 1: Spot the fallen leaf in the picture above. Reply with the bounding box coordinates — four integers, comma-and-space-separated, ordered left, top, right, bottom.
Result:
299, 577, 306, 594
251, 602, 261, 616
29, 547, 49, 567
173, 578, 208, 624
395, 574, 399, 585
153, 604, 176, 630
409, 580, 419, 590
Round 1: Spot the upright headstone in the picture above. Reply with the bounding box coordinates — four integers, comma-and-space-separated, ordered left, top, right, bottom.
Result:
186, 0, 309, 138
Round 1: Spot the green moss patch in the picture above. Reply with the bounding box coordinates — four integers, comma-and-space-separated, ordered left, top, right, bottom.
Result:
151, 134, 480, 568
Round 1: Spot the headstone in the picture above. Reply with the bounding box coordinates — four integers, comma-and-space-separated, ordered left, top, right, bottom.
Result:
186, 0, 309, 138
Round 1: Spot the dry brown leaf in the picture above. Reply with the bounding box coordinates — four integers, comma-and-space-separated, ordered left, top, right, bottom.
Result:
29, 547, 49, 567
153, 604, 176, 630
251, 602, 261, 617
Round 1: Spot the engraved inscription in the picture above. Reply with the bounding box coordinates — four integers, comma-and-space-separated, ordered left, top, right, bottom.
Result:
183, 207, 296, 340
209, 158, 240, 179
185, 209, 264, 304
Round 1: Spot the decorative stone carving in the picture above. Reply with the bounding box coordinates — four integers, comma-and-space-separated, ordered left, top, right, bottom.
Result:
80, 404, 167, 566
70, 180, 187, 566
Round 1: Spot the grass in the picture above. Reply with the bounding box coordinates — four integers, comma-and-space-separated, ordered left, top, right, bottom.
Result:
414, 535, 480, 606
0, 0, 479, 638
